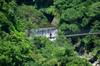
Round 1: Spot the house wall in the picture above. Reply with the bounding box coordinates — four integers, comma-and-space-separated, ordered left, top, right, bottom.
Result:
27, 27, 57, 41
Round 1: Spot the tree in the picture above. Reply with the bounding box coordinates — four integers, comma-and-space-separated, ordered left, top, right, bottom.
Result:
0, 32, 34, 66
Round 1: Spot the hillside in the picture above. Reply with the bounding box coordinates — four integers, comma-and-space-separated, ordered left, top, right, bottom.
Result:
0, 0, 100, 66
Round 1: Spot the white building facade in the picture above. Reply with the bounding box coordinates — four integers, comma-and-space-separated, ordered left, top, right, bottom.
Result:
27, 27, 58, 41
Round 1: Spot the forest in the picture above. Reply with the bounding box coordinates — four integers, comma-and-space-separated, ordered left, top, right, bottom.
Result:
0, 0, 100, 66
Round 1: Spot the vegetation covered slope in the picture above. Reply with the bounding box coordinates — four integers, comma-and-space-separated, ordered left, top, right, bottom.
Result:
0, 0, 100, 66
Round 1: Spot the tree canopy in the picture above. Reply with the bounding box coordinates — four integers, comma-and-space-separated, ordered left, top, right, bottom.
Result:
0, 0, 100, 66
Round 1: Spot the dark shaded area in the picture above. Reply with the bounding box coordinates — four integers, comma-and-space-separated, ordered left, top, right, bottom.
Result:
43, 12, 54, 23
86, 43, 95, 52
16, 0, 34, 5
35, 0, 53, 8
89, 56, 97, 63
75, 41, 85, 55
89, 50, 100, 63
83, 14, 100, 31
1, 25, 10, 33
70, 37, 79, 44
82, 0, 87, 2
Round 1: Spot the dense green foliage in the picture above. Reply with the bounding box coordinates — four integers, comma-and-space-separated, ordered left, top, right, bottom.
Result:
0, 0, 100, 66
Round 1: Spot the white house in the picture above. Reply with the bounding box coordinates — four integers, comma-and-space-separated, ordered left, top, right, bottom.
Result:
26, 27, 58, 41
